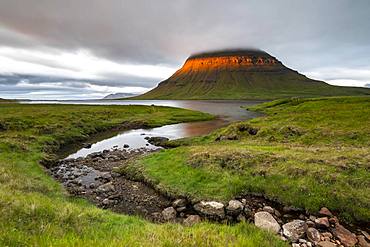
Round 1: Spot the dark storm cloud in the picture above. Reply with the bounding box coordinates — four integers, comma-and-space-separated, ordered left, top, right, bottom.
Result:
0, 0, 369, 99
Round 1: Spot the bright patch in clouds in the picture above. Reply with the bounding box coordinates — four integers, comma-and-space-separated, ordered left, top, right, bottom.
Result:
0, 47, 175, 80
305, 67, 370, 87
0, 47, 176, 99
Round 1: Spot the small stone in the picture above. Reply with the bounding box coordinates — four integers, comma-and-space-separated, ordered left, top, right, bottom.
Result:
306, 220, 315, 227
183, 215, 201, 226
282, 220, 307, 242
262, 206, 275, 214
123, 144, 129, 148
329, 217, 338, 225
102, 198, 111, 205
315, 217, 330, 228
254, 211, 281, 234
292, 243, 300, 247
318, 241, 337, 247
274, 209, 282, 218
176, 206, 187, 212
162, 207, 177, 221
319, 207, 333, 217
226, 200, 243, 216
307, 227, 321, 244
330, 223, 358, 247
322, 232, 333, 238
96, 182, 115, 193
357, 235, 370, 247
244, 206, 253, 217
237, 214, 246, 222
172, 198, 187, 208
194, 201, 225, 219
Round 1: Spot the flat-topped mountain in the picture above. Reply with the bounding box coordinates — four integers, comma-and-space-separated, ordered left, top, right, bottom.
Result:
133, 49, 370, 100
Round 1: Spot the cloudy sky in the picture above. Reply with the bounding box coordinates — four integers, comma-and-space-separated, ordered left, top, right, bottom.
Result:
0, 0, 369, 99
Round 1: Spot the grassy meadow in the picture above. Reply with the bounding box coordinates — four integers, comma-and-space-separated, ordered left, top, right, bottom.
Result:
121, 97, 370, 223
0, 103, 286, 246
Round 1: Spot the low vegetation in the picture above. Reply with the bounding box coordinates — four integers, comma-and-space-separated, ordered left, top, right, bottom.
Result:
121, 97, 370, 223
0, 103, 285, 246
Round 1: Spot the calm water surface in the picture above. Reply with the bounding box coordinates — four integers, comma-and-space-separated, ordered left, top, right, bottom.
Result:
22, 100, 263, 158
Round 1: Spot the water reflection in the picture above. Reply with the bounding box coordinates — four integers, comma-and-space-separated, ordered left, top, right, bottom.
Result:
22, 100, 263, 158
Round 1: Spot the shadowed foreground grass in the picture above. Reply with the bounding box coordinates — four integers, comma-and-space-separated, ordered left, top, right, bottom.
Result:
0, 103, 285, 246
122, 97, 370, 223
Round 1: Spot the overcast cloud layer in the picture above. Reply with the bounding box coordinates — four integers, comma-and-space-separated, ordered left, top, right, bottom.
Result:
0, 0, 369, 99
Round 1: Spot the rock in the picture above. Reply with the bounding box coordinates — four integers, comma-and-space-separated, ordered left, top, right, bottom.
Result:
306, 227, 321, 244
102, 198, 111, 205
361, 231, 370, 242
318, 241, 337, 247
226, 200, 243, 216
283, 206, 303, 213
146, 137, 169, 146
83, 143, 92, 149
262, 206, 275, 214
96, 182, 114, 193
162, 207, 177, 221
183, 215, 201, 226
306, 220, 315, 227
357, 235, 370, 247
101, 172, 112, 180
315, 217, 330, 228
254, 211, 281, 234
194, 201, 225, 219
172, 198, 187, 208
236, 214, 246, 222
282, 220, 307, 242
244, 206, 253, 218
319, 207, 333, 217
330, 223, 358, 247
176, 206, 187, 212
292, 244, 300, 247
123, 144, 129, 148
329, 217, 338, 225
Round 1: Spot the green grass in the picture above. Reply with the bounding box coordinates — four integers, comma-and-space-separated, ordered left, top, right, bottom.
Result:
122, 96, 370, 223
133, 69, 370, 100
0, 103, 286, 246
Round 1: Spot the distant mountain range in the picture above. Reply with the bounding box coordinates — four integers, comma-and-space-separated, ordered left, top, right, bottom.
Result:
133, 49, 370, 100
103, 93, 138, 99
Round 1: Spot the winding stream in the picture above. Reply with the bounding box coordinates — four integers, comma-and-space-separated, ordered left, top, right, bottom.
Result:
22, 100, 263, 158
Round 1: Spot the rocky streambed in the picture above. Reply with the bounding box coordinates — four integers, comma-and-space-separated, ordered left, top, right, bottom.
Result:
49, 147, 369, 247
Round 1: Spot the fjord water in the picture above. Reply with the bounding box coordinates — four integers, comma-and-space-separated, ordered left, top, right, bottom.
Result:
23, 100, 262, 158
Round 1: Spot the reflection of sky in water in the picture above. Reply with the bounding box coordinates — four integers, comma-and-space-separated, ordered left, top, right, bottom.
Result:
23, 100, 263, 159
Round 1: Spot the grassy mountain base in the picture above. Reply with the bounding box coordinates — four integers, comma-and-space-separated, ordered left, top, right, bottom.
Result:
0, 103, 285, 246
120, 97, 370, 223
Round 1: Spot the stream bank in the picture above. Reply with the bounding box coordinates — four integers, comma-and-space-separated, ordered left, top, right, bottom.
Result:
48, 147, 369, 247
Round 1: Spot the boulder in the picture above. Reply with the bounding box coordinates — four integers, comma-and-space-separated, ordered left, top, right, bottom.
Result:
183, 215, 201, 226
330, 223, 358, 247
315, 217, 330, 228
282, 220, 307, 242
306, 227, 321, 244
226, 200, 243, 216
319, 207, 333, 217
194, 201, 225, 219
162, 207, 177, 221
254, 211, 281, 234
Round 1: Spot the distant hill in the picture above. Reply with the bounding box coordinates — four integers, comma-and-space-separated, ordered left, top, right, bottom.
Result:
133, 49, 370, 100
365, 83, 370, 88
103, 93, 138, 99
